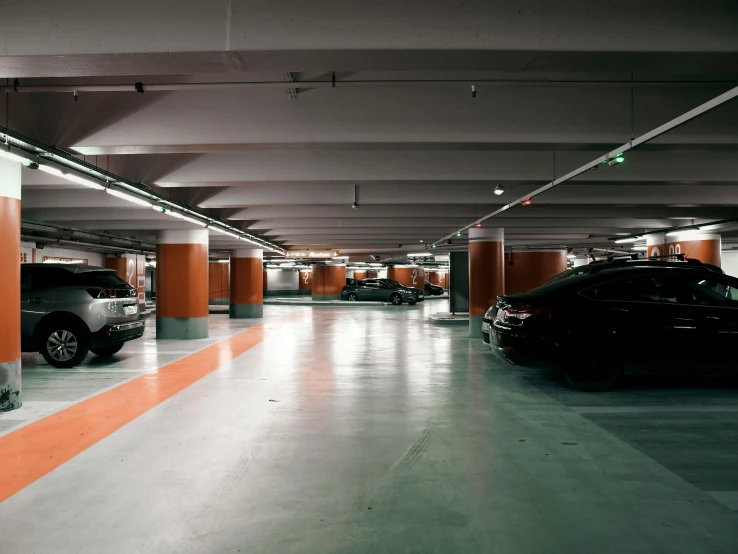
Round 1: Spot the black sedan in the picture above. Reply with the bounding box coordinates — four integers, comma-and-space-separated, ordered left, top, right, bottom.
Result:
341, 278, 424, 305
483, 258, 738, 391
424, 281, 444, 296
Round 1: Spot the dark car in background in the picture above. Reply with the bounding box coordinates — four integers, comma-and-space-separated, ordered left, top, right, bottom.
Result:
341, 278, 424, 305
483, 258, 738, 391
424, 281, 444, 296
21, 264, 145, 368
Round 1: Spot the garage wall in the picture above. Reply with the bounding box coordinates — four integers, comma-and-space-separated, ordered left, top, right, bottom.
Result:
265, 269, 300, 296
721, 251, 738, 278
298, 270, 312, 295
37, 247, 104, 267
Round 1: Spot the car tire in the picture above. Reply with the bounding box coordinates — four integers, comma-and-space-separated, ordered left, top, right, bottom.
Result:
90, 344, 124, 357
40, 322, 90, 368
563, 357, 623, 392
347, 292, 358, 301
390, 293, 403, 305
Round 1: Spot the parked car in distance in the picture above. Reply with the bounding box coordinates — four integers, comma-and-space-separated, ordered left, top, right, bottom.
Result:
424, 281, 444, 296
21, 264, 145, 368
483, 257, 738, 391
341, 278, 424, 305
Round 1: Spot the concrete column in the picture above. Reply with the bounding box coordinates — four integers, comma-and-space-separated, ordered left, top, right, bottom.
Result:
666, 232, 721, 266
387, 265, 425, 289
0, 157, 21, 411
229, 249, 264, 318
155, 229, 209, 339
312, 265, 346, 300
298, 270, 312, 295
504, 250, 567, 295
469, 228, 504, 338
646, 233, 667, 258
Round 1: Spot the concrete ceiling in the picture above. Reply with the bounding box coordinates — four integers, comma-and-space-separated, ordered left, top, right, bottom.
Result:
3, 0, 738, 256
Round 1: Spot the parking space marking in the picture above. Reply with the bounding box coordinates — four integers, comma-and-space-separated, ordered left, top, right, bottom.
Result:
0, 324, 265, 503
572, 405, 738, 414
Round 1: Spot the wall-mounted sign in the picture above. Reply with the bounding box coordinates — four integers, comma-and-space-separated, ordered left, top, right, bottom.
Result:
43, 256, 88, 265
20, 247, 34, 264
286, 250, 339, 259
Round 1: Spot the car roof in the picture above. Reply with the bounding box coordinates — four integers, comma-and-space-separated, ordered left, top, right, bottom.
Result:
22, 264, 112, 273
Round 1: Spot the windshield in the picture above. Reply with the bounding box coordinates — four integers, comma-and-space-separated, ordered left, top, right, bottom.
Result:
540, 266, 592, 286
384, 279, 404, 288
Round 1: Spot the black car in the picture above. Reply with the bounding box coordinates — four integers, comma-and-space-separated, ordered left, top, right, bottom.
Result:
424, 281, 444, 296
483, 258, 738, 391
341, 278, 424, 305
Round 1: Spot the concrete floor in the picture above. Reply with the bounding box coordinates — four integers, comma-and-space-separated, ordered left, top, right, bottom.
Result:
1, 301, 737, 553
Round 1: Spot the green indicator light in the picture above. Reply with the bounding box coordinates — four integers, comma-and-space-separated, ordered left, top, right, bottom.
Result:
456, 231, 461, 237
432, 244, 436, 248
615, 156, 625, 163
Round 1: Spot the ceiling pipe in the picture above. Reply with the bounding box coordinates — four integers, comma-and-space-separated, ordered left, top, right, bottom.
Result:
435, 84, 738, 245
2, 79, 737, 94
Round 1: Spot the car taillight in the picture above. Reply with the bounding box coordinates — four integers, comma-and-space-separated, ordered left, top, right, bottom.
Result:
86, 288, 130, 299
500, 304, 558, 324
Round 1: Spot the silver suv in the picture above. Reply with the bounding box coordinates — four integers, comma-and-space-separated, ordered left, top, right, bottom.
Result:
21, 264, 145, 368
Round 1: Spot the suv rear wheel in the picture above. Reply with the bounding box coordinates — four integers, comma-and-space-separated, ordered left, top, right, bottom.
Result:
40, 323, 90, 368
90, 344, 124, 357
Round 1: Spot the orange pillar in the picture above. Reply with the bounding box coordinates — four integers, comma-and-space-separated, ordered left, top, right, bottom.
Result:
352, 270, 368, 281
666, 232, 721, 266
0, 157, 21, 411
386, 265, 425, 289
504, 250, 567, 295
469, 228, 504, 338
156, 230, 209, 339
230, 249, 263, 318
366, 270, 379, 278
312, 265, 346, 300
299, 270, 312, 295
646, 233, 666, 258
208, 261, 230, 305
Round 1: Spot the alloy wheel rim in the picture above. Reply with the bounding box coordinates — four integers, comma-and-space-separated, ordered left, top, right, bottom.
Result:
47, 330, 78, 362
348, 294, 357, 301
392, 295, 401, 305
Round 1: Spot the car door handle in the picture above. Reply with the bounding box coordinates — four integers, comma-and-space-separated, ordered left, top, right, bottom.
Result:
29, 298, 47, 304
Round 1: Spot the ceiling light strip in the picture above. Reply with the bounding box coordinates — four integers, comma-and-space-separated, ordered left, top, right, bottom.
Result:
437, 84, 738, 244
1, 126, 285, 253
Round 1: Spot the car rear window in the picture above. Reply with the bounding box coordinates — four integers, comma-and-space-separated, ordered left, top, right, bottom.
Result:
73, 271, 131, 288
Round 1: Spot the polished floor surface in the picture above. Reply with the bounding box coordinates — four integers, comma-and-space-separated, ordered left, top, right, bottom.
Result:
1, 301, 737, 553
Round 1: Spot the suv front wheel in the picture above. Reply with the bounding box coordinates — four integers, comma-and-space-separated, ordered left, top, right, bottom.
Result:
40, 323, 90, 368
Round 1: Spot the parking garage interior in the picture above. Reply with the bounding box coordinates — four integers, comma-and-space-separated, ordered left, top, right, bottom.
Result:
1, 2, 738, 552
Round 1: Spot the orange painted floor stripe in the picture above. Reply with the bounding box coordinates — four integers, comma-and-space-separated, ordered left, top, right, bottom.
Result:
0, 324, 265, 503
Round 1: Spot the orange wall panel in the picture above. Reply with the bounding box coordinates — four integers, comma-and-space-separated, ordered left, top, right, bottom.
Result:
505, 251, 567, 295
105, 257, 127, 280
352, 270, 367, 281
313, 265, 346, 297
666, 239, 721, 266
230, 258, 263, 305
156, 243, 209, 318
208, 262, 230, 299
367, 271, 379, 278
299, 270, 312, 290
0, 197, 20, 363
387, 266, 425, 288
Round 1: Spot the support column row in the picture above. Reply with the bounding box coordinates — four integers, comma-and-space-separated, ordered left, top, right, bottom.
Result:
469, 228, 504, 338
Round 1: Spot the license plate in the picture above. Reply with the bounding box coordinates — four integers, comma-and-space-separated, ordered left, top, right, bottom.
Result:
482, 322, 491, 332
123, 305, 138, 315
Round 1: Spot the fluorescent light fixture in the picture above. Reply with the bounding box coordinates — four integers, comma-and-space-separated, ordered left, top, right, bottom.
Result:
614, 236, 643, 244
62, 172, 105, 190
106, 188, 152, 207
216, 259, 229, 263
494, 185, 504, 195
211, 227, 240, 239
160, 209, 207, 227
666, 229, 700, 237
0, 148, 31, 164
38, 164, 64, 177
632, 246, 647, 251
369, 263, 383, 267
567, 253, 576, 259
